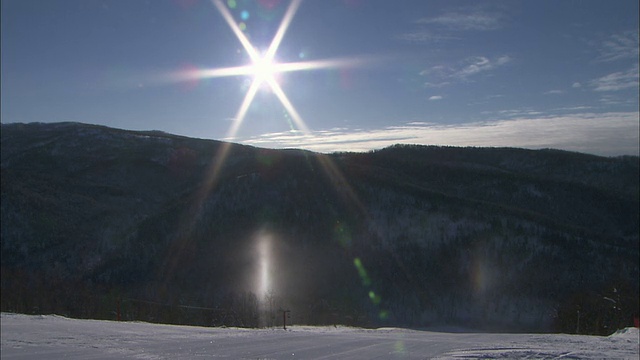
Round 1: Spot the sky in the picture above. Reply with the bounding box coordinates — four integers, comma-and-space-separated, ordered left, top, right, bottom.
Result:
1, 0, 638, 156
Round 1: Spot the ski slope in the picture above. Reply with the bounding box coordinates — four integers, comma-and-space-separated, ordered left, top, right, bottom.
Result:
1, 313, 638, 359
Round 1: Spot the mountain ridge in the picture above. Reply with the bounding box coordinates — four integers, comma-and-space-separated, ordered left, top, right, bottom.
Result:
1, 122, 638, 334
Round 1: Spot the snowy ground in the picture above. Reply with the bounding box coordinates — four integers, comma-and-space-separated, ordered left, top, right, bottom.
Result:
1, 313, 638, 359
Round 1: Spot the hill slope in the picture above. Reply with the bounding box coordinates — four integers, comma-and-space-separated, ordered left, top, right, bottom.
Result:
1, 122, 638, 334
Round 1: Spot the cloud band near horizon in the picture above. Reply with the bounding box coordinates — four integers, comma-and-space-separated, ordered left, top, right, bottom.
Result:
234, 111, 639, 157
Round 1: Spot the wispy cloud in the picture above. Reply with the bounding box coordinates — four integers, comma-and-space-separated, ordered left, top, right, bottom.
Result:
421, 55, 511, 87
397, 5, 506, 43
597, 94, 638, 107
544, 90, 564, 95
236, 112, 639, 157
395, 30, 458, 43
496, 109, 544, 117
416, 8, 505, 31
596, 30, 639, 63
455, 55, 511, 79
551, 106, 594, 112
428, 95, 443, 101
590, 65, 639, 91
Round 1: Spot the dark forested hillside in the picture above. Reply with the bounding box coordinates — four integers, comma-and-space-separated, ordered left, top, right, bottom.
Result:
1, 122, 638, 334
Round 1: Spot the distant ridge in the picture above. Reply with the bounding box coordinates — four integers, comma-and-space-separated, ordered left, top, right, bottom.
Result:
2, 122, 638, 335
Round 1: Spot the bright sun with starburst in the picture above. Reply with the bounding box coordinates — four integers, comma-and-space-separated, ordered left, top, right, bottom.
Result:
163, 0, 367, 198
251, 55, 278, 85
167, 0, 364, 139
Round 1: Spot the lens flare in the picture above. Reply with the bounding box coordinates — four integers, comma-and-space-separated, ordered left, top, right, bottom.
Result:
257, 234, 271, 298
354, 257, 371, 286
472, 258, 494, 296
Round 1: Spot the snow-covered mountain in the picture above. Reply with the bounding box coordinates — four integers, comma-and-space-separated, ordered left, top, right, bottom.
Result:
1, 122, 638, 334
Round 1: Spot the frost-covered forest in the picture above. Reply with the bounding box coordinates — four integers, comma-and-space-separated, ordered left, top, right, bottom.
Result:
1, 122, 638, 335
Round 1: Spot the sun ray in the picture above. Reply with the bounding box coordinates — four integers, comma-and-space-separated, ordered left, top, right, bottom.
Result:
165, 65, 254, 83
265, 0, 302, 62
228, 79, 262, 138
205, 78, 262, 193
266, 77, 310, 134
273, 57, 367, 73
164, 57, 367, 86
211, 0, 260, 62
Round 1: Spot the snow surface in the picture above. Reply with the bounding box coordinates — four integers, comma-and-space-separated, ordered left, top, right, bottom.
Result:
1, 313, 638, 359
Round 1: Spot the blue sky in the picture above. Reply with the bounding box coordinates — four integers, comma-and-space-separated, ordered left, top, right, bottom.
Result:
2, 0, 638, 156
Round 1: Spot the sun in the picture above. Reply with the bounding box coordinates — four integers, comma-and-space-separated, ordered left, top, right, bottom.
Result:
164, 0, 364, 135
251, 55, 278, 85
164, 0, 368, 135
164, 0, 365, 195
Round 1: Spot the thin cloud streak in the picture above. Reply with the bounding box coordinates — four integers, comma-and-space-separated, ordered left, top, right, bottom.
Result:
417, 10, 505, 31
238, 112, 639, 157
395, 30, 459, 43
398, 5, 506, 43
590, 65, 639, 91
395, 29, 460, 43
596, 30, 639, 63
456, 56, 511, 79
422, 55, 511, 87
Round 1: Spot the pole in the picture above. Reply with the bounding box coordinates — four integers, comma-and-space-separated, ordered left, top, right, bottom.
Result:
282, 309, 290, 330
117, 298, 121, 321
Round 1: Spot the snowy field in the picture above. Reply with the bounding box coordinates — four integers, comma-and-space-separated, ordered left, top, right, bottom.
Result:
1, 313, 638, 359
